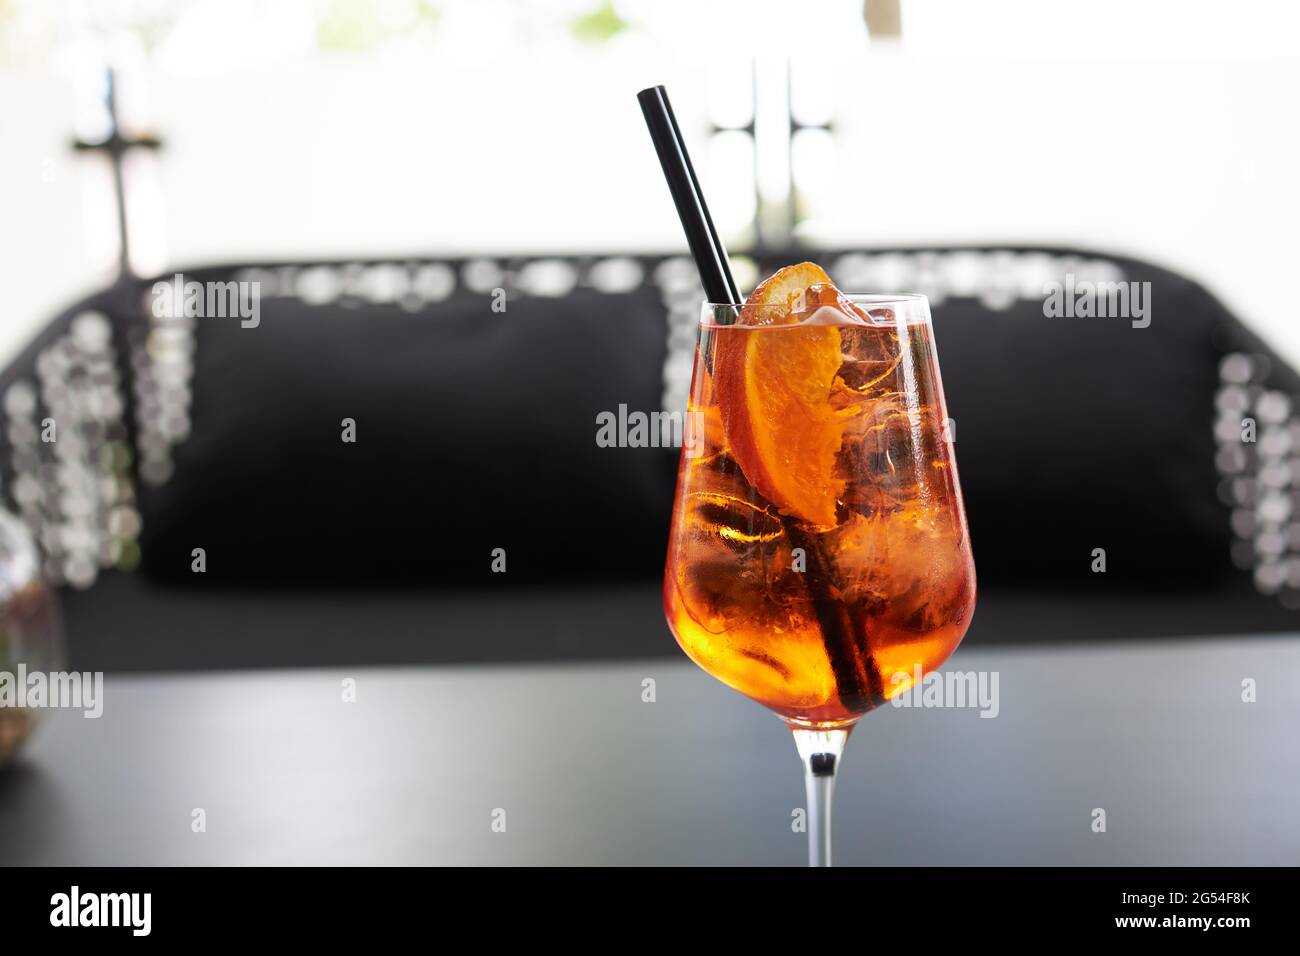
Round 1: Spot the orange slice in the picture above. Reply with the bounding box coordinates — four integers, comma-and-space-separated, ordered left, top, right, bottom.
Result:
714, 263, 848, 527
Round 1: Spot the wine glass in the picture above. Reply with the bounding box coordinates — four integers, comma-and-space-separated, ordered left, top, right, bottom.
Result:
663, 293, 976, 866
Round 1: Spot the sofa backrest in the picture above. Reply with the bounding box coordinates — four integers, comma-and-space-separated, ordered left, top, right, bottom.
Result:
1, 247, 1291, 605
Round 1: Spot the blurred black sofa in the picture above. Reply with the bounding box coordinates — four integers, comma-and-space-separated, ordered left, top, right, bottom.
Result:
3, 246, 1296, 672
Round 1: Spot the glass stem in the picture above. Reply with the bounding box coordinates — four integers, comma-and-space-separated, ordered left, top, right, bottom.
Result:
791, 726, 850, 867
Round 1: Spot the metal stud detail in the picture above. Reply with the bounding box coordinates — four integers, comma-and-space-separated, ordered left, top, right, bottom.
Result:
5, 311, 138, 588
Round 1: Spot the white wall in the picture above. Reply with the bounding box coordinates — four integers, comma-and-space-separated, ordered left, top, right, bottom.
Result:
0, 69, 113, 362
2, 0, 1299, 365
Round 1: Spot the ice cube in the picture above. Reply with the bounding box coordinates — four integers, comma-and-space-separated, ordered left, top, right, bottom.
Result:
801, 305, 868, 326
787, 283, 871, 326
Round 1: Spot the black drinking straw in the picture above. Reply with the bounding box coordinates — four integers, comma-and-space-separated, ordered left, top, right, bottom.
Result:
637, 86, 741, 307
637, 85, 880, 712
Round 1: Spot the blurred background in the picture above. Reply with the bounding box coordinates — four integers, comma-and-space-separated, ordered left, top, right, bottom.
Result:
3, 0, 1300, 363
2, 0, 1300, 868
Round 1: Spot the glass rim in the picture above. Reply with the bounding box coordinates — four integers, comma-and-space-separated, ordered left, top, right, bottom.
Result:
700, 292, 932, 328
703, 292, 930, 309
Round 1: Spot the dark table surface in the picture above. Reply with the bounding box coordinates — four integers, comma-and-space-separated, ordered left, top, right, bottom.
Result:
2, 634, 1297, 865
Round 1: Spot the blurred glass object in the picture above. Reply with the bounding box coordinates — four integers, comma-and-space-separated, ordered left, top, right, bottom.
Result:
0, 509, 64, 765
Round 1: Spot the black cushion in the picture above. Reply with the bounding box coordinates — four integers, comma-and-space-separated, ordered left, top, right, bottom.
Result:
924, 258, 1231, 588
132, 276, 675, 584
125, 249, 1249, 591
